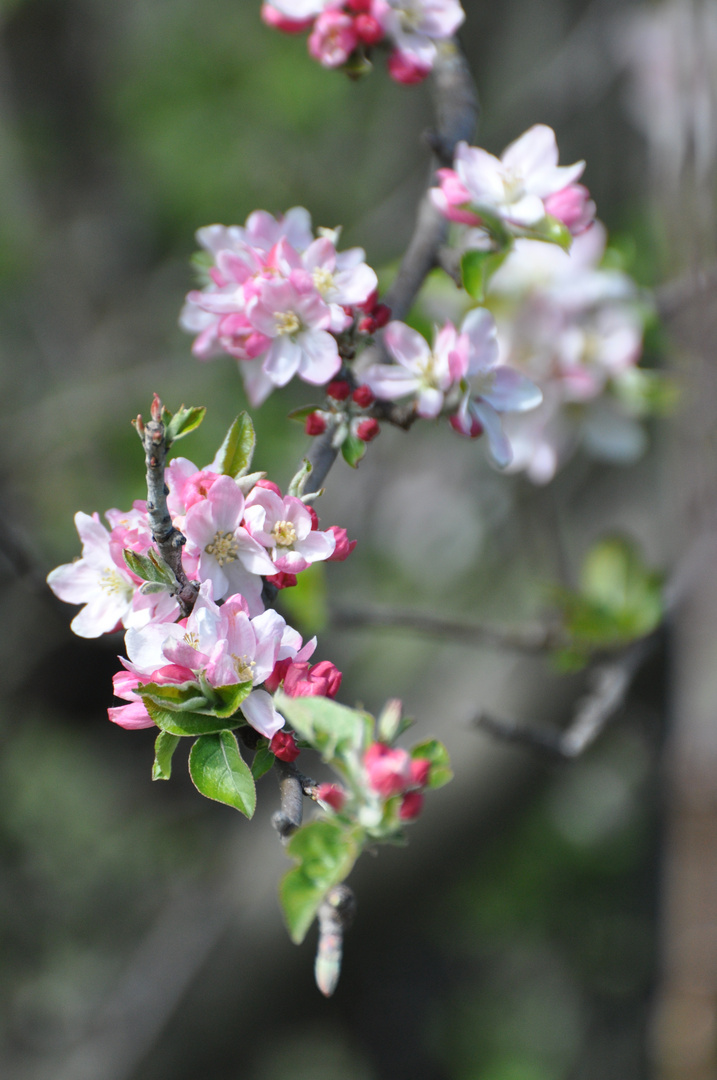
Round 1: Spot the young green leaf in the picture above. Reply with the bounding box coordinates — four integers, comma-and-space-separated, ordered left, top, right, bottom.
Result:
123, 549, 174, 586
188, 731, 256, 817
288, 405, 324, 422
165, 405, 207, 445
152, 731, 181, 781
274, 691, 373, 764
288, 458, 313, 496
341, 434, 366, 469
250, 745, 275, 781
139, 680, 213, 714
212, 413, 256, 478
280, 821, 362, 944
145, 700, 242, 737
212, 681, 253, 719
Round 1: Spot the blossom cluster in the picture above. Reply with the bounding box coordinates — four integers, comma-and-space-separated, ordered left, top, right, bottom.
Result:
261, 0, 465, 84
484, 224, 652, 483
47, 452, 353, 742
181, 207, 378, 406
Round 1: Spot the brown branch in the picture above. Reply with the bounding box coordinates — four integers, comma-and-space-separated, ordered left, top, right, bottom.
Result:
271, 758, 316, 843
331, 603, 566, 654
473, 634, 658, 759
135, 394, 198, 617
314, 883, 357, 997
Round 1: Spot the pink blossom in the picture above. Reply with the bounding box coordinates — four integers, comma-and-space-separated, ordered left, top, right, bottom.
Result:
261, 3, 316, 32
379, 0, 465, 76
309, 10, 358, 67
387, 49, 432, 84
243, 486, 336, 573
364, 742, 412, 798
183, 475, 275, 611
246, 273, 341, 388
431, 167, 482, 224
399, 790, 424, 820
431, 126, 586, 231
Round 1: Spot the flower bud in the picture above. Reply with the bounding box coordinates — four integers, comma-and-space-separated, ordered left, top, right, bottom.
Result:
325, 525, 357, 561
327, 379, 351, 401
317, 783, 347, 812
266, 571, 298, 590
270, 730, 300, 762
409, 758, 431, 788
305, 411, 327, 436
356, 417, 380, 442
387, 50, 431, 85
364, 742, 411, 798
373, 303, 391, 328
254, 478, 283, 496
399, 790, 424, 821
358, 316, 377, 334
352, 385, 375, 408
355, 13, 384, 45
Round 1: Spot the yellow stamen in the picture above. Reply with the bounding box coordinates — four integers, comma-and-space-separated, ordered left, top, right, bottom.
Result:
272, 520, 297, 547
205, 530, 239, 566
275, 311, 301, 336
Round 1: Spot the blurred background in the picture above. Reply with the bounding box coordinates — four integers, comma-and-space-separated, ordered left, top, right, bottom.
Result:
1, 0, 716, 1077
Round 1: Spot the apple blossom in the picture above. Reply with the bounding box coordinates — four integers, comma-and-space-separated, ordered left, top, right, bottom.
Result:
431, 125, 587, 236
243, 486, 336, 572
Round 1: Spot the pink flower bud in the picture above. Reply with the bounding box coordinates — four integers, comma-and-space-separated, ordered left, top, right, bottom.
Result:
355, 13, 384, 45
317, 783, 347, 811
544, 183, 596, 236
359, 288, 379, 314
308, 10, 358, 68
450, 412, 483, 439
327, 379, 351, 401
387, 49, 431, 85
325, 525, 357, 561
346, 0, 371, 11
284, 659, 342, 699
409, 758, 431, 788
352, 385, 375, 408
364, 742, 411, 798
431, 169, 483, 226
254, 478, 283, 497
264, 657, 292, 694
399, 790, 424, 821
261, 3, 315, 33
358, 315, 377, 334
305, 411, 327, 435
356, 417, 380, 442
373, 303, 391, 328
266, 571, 298, 590
270, 730, 301, 762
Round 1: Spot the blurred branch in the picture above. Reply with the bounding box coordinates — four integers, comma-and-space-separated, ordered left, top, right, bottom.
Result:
473, 634, 658, 759
331, 603, 565, 654
271, 759, 317, 843
314, 883, 357, 998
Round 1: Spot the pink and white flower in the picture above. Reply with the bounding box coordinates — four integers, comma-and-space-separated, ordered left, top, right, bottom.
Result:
431, 125, 587, 232
378, 0, 465, 80
183, 474, 275, 612
243, 487, 336, 572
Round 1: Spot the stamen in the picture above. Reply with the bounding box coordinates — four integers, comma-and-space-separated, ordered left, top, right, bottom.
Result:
275, 311, 301, 336
205, 530, 239, 566
233, 654, 257, 683
272, 520, 297, 547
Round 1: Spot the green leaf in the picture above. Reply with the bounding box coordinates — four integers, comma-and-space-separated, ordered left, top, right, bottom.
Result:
123, 549, 174, 586
152, 731, 180, 780
188, 731, 256, 817
410, 738, 453, 789
165, 405, 206, 445
212, 680, 253, 719
460, 247, 509, 302
529, 214, 572, 250
580, 536, 663, 636
280, 820, 362, 944
274, 691, 373, 765
212, 413, 256, 478
612, 368, 679, 418
288, 405, 323, 422
288, 458, 313, 495
341, 433, 366, 468
139, 680, 213, 714
145, 700, 242, 737
250, 745, 275, 781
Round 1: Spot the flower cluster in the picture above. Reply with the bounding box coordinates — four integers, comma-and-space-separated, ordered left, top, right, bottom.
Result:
48, 434, 353, 743
261, 0, 465, 84
180, 207, 378, 406
431, 124, 595, 246
361, 308, 542, 467
485, 223, 653, 482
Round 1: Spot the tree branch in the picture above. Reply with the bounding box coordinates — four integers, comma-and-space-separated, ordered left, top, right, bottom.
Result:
314, 883, 357, 998
331, 603, 566, 654
473, 634, 658, 759
136, 394, 198, 617
271, 758, 316, 843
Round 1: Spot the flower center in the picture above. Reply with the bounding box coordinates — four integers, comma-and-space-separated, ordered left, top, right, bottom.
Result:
312, 267, 335, 296
183, 631, 199, 649
205, 530, 239, 566
233, 654, 257, 683
274, 310, 301, 336
99, 568, 133, 599
272, 519, 297, 547
398, 1, 423, 32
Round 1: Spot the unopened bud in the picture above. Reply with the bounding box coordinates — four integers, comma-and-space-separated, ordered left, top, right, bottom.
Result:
305, 411, 327, 436
150, 393, 163, 422
356, 418, 380, 442
327, 379, 351, 401
352, 385, 375, 408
